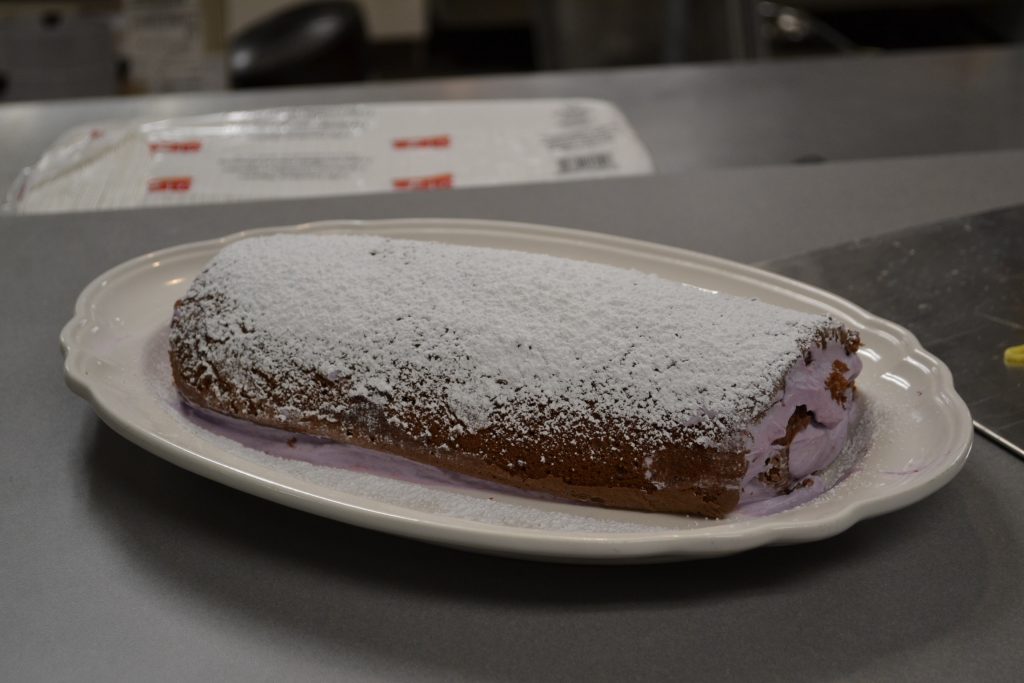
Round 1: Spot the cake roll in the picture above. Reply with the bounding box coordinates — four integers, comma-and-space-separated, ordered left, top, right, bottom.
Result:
169, 234, 861, 517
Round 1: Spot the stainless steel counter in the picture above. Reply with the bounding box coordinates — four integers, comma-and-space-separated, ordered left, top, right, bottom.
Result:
766, 205, 1024, 453
5, 45, 1024, 190
2, 152, 1024, 681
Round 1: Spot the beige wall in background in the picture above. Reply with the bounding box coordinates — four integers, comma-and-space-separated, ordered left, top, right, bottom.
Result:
225, 0, 427, 41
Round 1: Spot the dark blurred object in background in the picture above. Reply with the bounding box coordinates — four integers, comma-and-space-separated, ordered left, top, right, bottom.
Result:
230, 1, 367, 88
751, 0, 1024, 59
383, 0, 1024, 75
2, 0, 1024, 102
532, 0, 1024, 65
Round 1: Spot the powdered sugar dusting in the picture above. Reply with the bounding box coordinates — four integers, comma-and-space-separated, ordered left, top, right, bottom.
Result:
147, 328, 872, 532
145, 329, 689, 532
171, 234, 834, 453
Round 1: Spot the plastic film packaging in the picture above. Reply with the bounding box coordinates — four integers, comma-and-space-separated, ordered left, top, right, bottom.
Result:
6, 99, 653, 214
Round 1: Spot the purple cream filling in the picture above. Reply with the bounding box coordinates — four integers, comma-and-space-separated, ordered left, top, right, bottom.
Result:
178, 340, 863, 516
741, 342, 862, 503
180, 401, 565, 501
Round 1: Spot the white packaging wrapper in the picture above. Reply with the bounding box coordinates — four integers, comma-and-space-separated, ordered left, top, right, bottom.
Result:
6, 99, 653, 214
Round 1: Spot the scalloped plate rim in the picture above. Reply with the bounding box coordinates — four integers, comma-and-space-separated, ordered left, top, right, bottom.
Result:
60, 218, 973, 562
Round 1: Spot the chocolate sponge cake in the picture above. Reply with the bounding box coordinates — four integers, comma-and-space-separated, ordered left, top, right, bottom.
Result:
169, 234, 861, 517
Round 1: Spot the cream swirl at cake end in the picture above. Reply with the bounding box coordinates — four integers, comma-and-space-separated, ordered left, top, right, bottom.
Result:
168, 234, 861, 517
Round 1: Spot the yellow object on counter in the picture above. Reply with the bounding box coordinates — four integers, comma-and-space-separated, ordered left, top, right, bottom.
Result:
1005, 344, 1024, 367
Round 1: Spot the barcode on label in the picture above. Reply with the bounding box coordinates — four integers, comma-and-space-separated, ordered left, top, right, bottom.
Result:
557, 153, 614, 173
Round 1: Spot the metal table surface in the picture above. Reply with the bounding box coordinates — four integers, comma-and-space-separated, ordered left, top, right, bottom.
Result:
3, 155, 1024, 681
5, 45, 1024, 190
766, 205, 1024, 453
